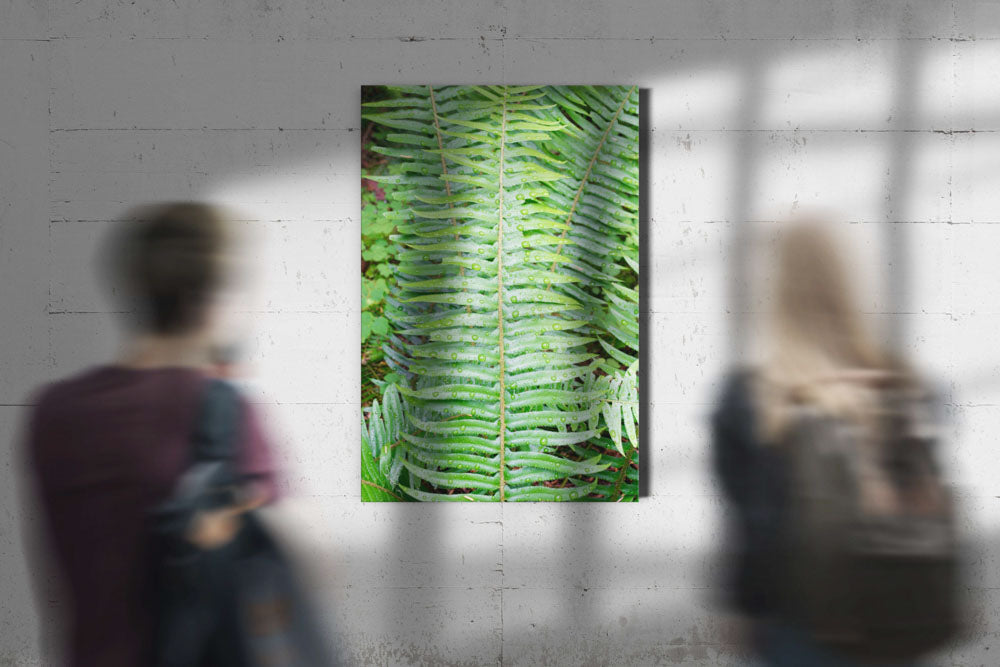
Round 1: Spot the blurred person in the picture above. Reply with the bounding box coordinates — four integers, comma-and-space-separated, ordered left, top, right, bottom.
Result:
711, 219, 961, 666
19, 203, 282, 666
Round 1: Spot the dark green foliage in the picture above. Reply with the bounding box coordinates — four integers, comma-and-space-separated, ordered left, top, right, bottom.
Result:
361, 111, 406, 403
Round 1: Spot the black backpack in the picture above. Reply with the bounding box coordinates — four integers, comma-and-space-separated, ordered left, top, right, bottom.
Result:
148, 379, 337, 666
780, 380, 962, 661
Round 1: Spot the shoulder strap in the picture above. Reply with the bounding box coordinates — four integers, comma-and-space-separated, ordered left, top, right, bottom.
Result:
190, 378, 244, 465
151, 379, 246, 527
167, 379, 244, 507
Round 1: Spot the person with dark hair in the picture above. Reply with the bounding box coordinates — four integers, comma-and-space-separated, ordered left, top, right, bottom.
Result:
118, 202, 233, 335
21, 203, 280, 666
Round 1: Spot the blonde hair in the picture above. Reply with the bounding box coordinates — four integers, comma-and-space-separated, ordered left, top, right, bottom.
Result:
757, 220, 901, 441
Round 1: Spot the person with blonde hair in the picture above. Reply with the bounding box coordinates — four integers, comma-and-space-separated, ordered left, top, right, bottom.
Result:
755, 220, 904, 435
712, 219, 958, 666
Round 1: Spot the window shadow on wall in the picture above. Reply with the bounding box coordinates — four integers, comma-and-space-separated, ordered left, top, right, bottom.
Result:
193, 18, 992, 664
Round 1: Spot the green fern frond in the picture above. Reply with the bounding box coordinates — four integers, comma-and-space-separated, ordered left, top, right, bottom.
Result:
361, 384, 407, 501
539, 84, 639, 345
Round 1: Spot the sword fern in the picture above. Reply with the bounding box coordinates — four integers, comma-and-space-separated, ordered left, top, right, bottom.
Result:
361, 85, 639, 501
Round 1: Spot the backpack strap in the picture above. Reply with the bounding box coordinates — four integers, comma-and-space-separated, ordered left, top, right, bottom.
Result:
190, 378, 243, 465
163, 378, 245, 514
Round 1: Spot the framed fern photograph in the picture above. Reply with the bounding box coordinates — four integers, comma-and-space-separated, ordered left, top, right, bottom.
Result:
361, 85, 640, 502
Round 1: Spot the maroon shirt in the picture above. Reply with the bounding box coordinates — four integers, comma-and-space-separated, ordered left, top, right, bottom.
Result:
23, 365, 280, 667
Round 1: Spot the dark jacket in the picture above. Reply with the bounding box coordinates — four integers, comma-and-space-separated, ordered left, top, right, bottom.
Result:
710, 370, 791, 618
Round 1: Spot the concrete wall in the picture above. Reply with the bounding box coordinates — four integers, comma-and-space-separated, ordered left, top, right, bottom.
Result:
2, 1, 1000, 664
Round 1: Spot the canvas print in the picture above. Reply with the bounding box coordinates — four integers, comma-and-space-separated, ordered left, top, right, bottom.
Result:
361, 85, 639, 501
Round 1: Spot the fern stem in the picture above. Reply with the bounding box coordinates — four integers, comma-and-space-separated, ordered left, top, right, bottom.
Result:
361, 480, 404, 501
497, 87, 509, 502
428, 85, 470, 309
548, 85, 639, 276
428, 85, 456, 227
611, 445, 637, 501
